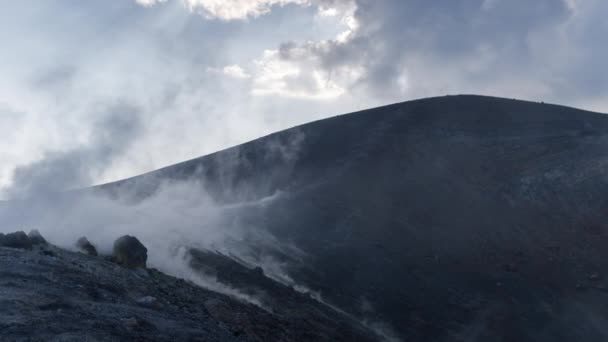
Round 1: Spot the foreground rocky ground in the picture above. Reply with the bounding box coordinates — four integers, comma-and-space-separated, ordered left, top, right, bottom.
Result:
0, 237, 377, 341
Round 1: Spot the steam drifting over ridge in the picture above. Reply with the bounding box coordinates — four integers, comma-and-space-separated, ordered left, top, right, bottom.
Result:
0, 127, 308, 307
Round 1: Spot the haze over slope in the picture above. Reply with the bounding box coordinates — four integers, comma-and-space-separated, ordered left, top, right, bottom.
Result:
4, 95, 608, 341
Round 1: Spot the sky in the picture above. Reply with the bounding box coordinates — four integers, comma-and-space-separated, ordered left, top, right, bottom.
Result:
1, 0, 607, 198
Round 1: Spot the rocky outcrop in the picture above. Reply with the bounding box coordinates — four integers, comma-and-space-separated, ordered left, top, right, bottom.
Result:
0, 231, 32, 250
27, 230, 47, 245
0, 236, 377, 341
76, 236, 98, 256
112, 235, 148, 268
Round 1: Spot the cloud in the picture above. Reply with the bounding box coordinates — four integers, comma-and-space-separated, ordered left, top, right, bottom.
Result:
4, 104, 142, 198
138, 0, 313, 20
243, 1, 360, 99
134, 0, 358, 24
251, 41, 363, 99
223, 64, 251, 79
3, 0, 608, 199
190, 0, 313, 20
246, 0, 608, 110
135, 0, 166, 6
185, 0, 361, 99
0, 0, 365, 198
208, 64, 252, 79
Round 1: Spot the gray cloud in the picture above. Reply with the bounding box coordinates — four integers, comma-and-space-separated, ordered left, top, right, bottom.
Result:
5, 104, 142, 198
268, 0, 607, 109
349, 0, 572, 97
0, 0, 357, 196
1, 0, 607, 198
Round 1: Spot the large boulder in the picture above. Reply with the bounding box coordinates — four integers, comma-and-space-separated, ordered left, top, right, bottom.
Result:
112, 235, 147, 268
76, 237, 98, 256
0, 231, 33, 250
28, 230, 47, 245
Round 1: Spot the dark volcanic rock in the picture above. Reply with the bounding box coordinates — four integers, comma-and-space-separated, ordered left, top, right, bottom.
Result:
97, 95, 608, 341
0, 231, 32, 250
112, 235, 148, 268
28, 229, 47, 245
188, 249, 376, 341
0, 244, 376, 341
76, 236, 98, 256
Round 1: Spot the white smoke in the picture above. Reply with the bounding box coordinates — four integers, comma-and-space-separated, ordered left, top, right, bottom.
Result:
0, 128, 307, 308
0, 176, 294, 307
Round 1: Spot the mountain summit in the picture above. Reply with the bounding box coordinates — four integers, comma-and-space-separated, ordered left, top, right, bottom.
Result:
5, 95, 608, 341
102, 95, 608, 341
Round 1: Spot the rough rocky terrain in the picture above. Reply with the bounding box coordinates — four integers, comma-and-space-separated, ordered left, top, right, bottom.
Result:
98, 95, 608, 341
0, 239, 376, 341
4, 95, 608, 341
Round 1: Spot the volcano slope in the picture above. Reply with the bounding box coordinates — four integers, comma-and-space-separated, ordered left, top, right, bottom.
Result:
0, 241, 376, 342
100, 95, 608, 341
